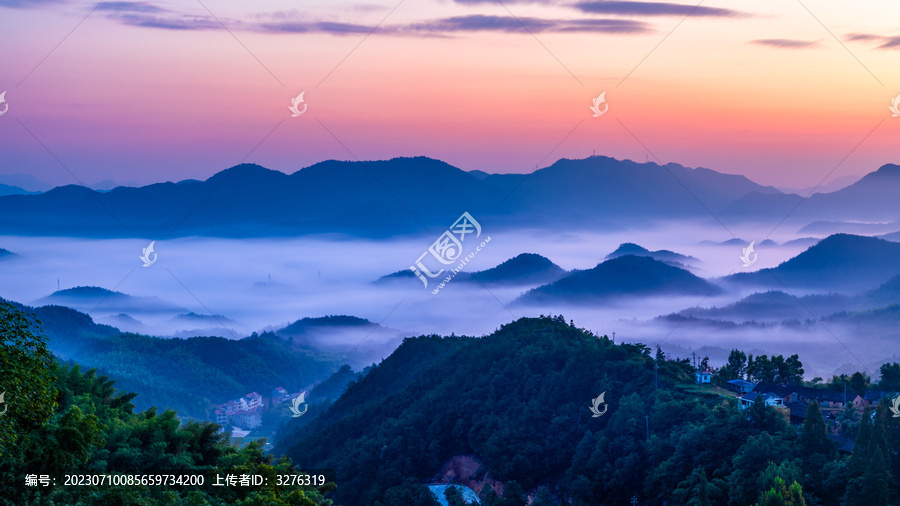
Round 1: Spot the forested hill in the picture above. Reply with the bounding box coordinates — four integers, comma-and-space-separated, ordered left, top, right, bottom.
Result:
279, 317, 689, 504
278, 316, 900, 506
1, 300, 341, 419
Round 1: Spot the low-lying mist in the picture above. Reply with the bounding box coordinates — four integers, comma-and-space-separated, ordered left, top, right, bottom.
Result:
0, 222, 885, 378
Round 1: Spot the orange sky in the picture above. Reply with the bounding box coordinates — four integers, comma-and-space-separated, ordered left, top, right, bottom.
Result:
1, 0, 899, 188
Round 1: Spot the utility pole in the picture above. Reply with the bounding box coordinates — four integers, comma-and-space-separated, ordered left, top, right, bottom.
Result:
612, 331, 615, 343
645, 415, 649, 441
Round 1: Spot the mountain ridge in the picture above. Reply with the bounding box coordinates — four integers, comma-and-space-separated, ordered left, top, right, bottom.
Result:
0, 155, 804, 238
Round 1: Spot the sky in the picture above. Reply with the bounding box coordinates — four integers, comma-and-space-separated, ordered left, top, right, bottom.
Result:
1, 0, 899, 188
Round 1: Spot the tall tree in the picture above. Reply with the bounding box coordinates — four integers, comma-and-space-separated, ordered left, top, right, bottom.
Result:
720, 349, 748, 381
849, 372, 868, 397
877, 362, 900, 391
843, 406, 872, 505
783, 355, 804, 384
748, 355, 776, 383
0, 301, 57, 455
799, 402, 832, 457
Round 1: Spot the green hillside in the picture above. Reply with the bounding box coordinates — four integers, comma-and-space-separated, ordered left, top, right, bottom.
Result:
278, 316, 900, 505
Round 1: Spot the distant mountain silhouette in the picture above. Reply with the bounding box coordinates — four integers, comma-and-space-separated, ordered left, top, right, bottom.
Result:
375, 269, 418, 284
798, 221, 900, 236
467, 253, 567, 286
782, 237, 820, 248
861, 274, 900, 308
377, 253, 566, 287
0, 183, 37, 196
278, 315, 374, 335
517, 255, 715, 305
725, 234, 900, 292
0, 156, 785, 237
824, 304, 900, 326
173, 312, 237, 325
674, 290, 852, 324
606, 243, 699, 266
0, 173, 53, 192
720, 163, 900, 225
0, 246, 14, 257
698, 238, 748, 246
275, 315, 404, 365
36, 286, 188, 314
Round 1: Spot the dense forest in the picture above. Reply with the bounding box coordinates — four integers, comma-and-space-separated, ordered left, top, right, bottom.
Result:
279, 315, 900, 505
2, 299, 343, 419
3, 296, 900, 504
0, 301, 335, 505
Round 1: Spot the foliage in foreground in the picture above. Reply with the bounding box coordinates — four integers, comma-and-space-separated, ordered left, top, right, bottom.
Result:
0, 300, 334, 505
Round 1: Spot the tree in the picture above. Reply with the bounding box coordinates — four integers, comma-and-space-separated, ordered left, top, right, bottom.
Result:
843, 406, 872, 506
530, 487, 558, 506
445, 485, 471, 506
799, 402, 832, 457
729, 432, 790, 505
849, 372, 868, 397
835, 402, 860, 437
782, 355, 804, 384
0, 301, 57, 455
499, 481, 527, 506
720, 349, 748, 381
748, 355, 776, 383
380, 480, 440, 506
877, 362, 900, 391
757, 477, 806, 506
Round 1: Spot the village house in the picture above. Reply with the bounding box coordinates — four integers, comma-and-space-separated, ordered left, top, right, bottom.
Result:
852, 389, 897, 411
726, 379, 756, 394
213, 387, 306, 430
214, 392, 264, 430
738, 391, 784, 409
751, 382, 846, 409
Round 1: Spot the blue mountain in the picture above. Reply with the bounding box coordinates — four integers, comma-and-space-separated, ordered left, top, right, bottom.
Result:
377, 253, 566, 287
725, 234, 900, 292
0, 156, 783, 237
605, 243, 699, 266
516, 255, 715, 305
720, 163, 900, 224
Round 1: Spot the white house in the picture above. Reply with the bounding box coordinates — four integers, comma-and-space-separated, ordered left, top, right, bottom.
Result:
738, 391, 784, 409
694, 371, 711, 384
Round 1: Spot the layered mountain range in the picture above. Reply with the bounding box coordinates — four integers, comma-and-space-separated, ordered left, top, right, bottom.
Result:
3, 156, 897, 238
